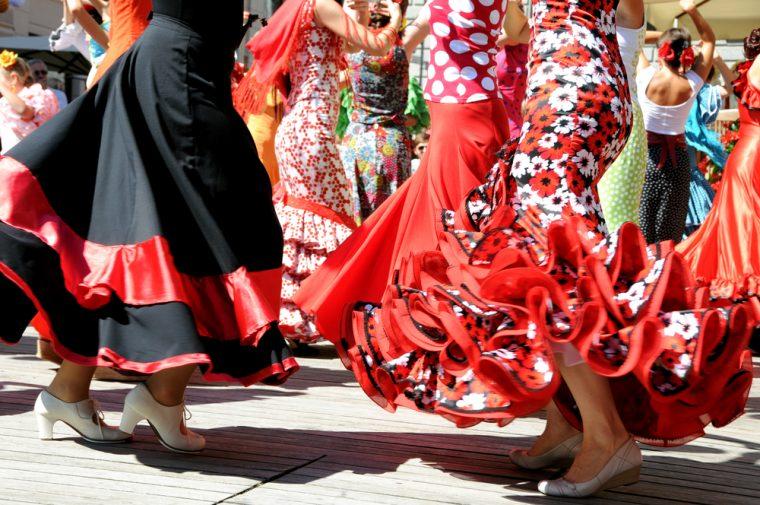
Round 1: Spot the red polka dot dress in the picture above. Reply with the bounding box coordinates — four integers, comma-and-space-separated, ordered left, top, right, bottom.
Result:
275, 17, 356, 343
423, 0, 506, 104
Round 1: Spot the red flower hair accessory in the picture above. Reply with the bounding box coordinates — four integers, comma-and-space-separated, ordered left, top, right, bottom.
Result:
658, 41, 677, 64
680, 47, 695, 69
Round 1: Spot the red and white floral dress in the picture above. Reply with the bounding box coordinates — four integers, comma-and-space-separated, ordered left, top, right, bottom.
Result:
275, 17, 356, 342
316, 0, 753, 447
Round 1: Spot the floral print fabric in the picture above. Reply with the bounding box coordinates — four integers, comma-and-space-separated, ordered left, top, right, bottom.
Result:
340, 44, 412, 222
275, 18, 355, 342
510, 0, 632, 235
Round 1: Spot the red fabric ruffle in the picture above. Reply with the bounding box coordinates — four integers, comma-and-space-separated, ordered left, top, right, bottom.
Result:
734, 60, 760, 110
0, 155, 282, 346
1, 258, 298, 385
341, 144, 754, 443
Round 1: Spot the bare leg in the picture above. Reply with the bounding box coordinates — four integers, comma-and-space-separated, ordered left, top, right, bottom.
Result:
47, 360, 95, 403
527, 399, 581, 456
558, 361, 630, 483
145, 365, 196, 407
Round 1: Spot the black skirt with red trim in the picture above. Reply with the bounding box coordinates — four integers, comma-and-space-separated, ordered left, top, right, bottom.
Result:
0, 0, 298, 385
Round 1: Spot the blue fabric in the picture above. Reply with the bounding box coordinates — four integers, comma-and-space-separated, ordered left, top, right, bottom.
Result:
684, 84, 728, 168
684, 146, 715, 236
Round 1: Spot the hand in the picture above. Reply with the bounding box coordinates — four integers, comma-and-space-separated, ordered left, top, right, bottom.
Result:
384, 0, 402, 31
346, 0, 370, 13
679, 0, 697, 13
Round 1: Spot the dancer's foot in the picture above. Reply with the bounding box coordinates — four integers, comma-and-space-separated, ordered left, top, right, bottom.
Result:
538, 437, 641, 497
562, 429, 632, 484
527, 422, 581, 457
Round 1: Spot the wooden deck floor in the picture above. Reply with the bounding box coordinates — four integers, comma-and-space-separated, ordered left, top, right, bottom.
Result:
1, 332, 759, 505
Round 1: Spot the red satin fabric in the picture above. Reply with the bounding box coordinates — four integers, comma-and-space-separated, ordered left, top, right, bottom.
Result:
92, 0, 152, 84
677, 74, 760, 301
0, 156, 282, 346
295, 99, 509, 360
1, 261, 298, 383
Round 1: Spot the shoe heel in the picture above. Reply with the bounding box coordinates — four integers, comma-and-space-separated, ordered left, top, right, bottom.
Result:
119, 404, 143, 434
35, 412, 55, 440
603, 466, 640, 491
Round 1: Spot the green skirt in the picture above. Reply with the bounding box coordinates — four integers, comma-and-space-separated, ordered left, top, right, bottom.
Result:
598, 102, 647, 233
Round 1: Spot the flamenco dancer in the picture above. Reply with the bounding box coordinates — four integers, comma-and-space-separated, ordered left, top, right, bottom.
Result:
678, 28, 760, 303
340, 0, 414, 223
295, 0, 511, 341
235, 0, 403, 343
597, 0, 647, 233
0, 0, 297, 452
297, 0, 753, 497
637, 0, 715, 244
35, 0, 154, 366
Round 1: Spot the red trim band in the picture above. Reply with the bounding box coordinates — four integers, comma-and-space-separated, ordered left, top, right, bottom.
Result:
0, 155, 282, 345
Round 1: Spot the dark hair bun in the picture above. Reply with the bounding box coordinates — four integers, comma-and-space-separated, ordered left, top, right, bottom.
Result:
745, 27, 760, 61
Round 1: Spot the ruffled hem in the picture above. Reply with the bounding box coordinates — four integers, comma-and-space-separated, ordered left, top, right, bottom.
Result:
0, 155, 282, 346
338, 143, 754, 445
699, 274, 760, 302
276, 197, 353, 342
0, 261, 299, 386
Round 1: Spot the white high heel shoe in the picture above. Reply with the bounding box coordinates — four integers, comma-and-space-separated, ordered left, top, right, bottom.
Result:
538, 437, 642, 497
119, 383, 205, 454
509, 433, 583, 470
34, 390, 132, 443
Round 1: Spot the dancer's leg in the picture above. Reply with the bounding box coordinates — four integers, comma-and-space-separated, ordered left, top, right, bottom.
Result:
47, 360, 96, 403
557, 361, 630, 483
527, 400, 581, 456
145, 365, 197, 407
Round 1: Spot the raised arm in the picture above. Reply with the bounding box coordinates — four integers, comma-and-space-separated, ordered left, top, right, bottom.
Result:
314, 0, 401, 57
504, 0, 529, 44
616, 0, 644, 30
345, 0, 370, 26
402, 3, 430, 59
637, 50, 650, 73
66, 0, 109, 49
680, 0, 715, 81
713, 54, 738, 94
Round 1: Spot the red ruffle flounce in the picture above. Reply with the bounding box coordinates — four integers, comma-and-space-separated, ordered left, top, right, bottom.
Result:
341, 144, 754, 445
0, 156, 298, 383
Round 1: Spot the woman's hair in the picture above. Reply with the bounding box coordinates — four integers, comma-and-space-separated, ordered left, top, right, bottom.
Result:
0, 52, 31, 84
657, 28, 692, 70
368, 0, 408, 30
744, 27, 760, 61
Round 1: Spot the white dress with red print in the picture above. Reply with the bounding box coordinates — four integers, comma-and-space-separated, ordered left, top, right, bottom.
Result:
423, 0, 506, 104
274, 17, 355, 342
0, 84, 59, 154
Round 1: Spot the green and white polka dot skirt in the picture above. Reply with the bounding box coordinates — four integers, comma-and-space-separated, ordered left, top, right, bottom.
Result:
598, 101, 648, 233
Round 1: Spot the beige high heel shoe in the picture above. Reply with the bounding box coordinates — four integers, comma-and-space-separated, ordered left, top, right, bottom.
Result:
119, 383, 205, 453
509, 433, 583, 470
34, 390, 132, 443
538, 437, 642, 497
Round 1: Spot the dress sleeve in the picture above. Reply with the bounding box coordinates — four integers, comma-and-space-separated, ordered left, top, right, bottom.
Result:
22, 86, 60, 127
742, 78, 760, 111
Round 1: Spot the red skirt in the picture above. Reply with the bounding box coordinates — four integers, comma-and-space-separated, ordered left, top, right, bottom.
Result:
678, 122, 760, 304
295, 99, 509, 361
